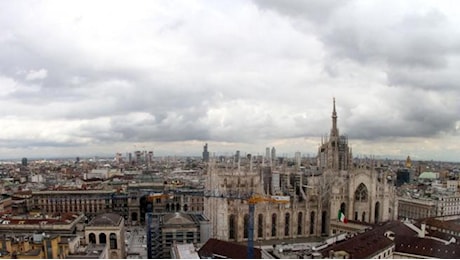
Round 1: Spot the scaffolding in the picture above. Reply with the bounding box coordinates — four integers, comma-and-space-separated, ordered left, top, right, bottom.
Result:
146, 213, 162, 259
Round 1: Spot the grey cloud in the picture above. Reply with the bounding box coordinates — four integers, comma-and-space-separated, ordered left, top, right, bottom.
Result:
253, 1, 460, 92
253, 0, 349, 24
0, 1, 459, 161
107, 111, 211, 143
387, 68, 460, 90
342, 91, 459, 140
0, 139, 87, 149
322, 9, 455, 70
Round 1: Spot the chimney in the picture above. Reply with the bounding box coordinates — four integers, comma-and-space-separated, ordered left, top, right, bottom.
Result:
420, 223, 426, 238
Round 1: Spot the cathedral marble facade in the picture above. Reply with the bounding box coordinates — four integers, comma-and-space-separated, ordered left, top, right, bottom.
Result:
203, 99, 398, 243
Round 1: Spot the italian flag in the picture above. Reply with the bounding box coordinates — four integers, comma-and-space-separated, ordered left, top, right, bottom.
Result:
338, 210, 348, 223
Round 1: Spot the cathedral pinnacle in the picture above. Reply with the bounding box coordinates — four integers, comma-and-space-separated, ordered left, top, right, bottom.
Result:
331, 97, 338, 137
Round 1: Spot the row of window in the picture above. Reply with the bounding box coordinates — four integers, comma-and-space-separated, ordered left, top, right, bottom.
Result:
42, 205, 106, 213
88, 233, 118, 250
228, 211, 321, 239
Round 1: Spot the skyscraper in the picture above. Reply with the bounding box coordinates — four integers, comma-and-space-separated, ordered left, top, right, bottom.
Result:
271, 147, 276, 165
265, 147, 270, 165
21, 157, 27, 167
202, 143, 209, 162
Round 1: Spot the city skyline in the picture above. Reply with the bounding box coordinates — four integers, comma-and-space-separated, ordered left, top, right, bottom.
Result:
0, 1, 459, 162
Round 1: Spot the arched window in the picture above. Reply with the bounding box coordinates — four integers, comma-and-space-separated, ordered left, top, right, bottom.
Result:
99, 233, 106, 244
355, 183, 368, 202
375, 202, 380, 223
285, 213, 290, 236
131, 212, 138, 222
297, 212, 303, 235
362, 212, 366, 222
310, 211, 315, 235
176, 203, 180, 211
321, 211, 327, 234
257, 214, 263, 238
244, 214, 250, 239
183, 204, 188, 212
110, 233, 117, 249
89, 233, 96, 244
229, 215, 236, 239
271, 214, 277, 237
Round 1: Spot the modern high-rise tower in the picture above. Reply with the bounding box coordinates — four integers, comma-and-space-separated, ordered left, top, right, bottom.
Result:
265, 147, 270, 164
202, 143, 210, 162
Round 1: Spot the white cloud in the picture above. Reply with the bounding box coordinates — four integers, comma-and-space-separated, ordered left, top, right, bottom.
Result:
25, 69, 48, 81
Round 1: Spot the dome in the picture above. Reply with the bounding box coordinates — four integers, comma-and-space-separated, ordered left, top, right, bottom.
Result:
419, 172, 438, 180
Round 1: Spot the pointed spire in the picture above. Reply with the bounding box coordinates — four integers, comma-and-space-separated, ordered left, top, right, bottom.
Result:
333, 97, 337, 115
331, 97, 338, 137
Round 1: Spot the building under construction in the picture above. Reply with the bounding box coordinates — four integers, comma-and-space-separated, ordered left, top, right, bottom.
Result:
146, 212, 210, 259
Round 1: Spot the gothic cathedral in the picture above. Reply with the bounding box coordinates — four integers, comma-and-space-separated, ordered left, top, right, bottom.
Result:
204, 99, 398, 243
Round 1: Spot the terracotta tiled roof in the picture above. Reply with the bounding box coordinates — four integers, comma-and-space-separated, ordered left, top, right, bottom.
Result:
395, 235, 460, 258
320, 221, 460, 259
319, 225, 394, 258
424, 217, 460, 233
198, 238, 262, 259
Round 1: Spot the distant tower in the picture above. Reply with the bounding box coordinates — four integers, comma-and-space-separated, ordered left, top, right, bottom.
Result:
235, 150, 240, 163
148, 151, 154, 165
295, 151, 301, 169
271, 147, 276, 165
202, 143, 210, 162
135, 151, 141, 164
115, 153, 122, 164
128, 153, 133, 165
21, 157, 28, 167
405, 155, 412, 168
265, 147, 271, 165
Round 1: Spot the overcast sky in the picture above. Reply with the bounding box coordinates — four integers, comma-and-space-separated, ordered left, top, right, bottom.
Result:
0, 0, 459, 161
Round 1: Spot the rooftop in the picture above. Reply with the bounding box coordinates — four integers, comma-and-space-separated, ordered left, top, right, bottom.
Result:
172, 243, 199, 259
199, 238, 262, 259
320, 221, 460, 259
88, 213, 122, 227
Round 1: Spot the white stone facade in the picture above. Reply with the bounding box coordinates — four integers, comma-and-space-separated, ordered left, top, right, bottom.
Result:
203, 99, 398, 243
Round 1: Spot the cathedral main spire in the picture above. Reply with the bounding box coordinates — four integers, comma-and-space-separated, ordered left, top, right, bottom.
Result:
331, 97, 338, 137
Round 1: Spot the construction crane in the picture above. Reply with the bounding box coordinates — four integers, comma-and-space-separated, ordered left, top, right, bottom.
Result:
246, 194, 289, 258
205, 192, 289, 258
